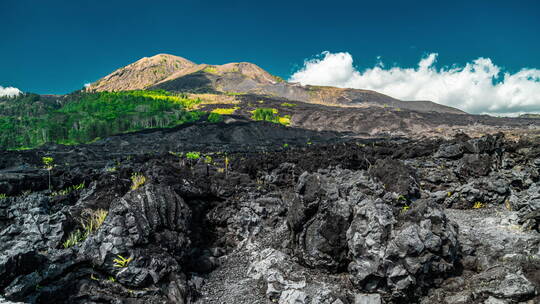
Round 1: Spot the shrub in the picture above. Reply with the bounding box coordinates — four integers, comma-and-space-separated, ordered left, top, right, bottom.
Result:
252, 108, 290, 126
186, 152, 201, 160
82, 209, 108, 236
42, 157, 54, 168
0, 193, 6, 199
252, 108, 277, 122
113, 255, 133, 268
51, 182, 85, 197
207, 112, 223, 123
42, 157, 54, 190
225, 155, 230, 176
131, 173, 146, 190
281, 102, 296, 107
63, 209, 108, 248
211, 107, 238, 115
63, 229, 83, 249
473, 202, 485, 209
278, 115, 291, 126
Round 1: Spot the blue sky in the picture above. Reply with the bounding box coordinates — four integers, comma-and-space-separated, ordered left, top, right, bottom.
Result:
1, 0, 539, 110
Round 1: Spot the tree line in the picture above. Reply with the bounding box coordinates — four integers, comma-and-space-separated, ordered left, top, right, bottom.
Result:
0, 90, 202, 149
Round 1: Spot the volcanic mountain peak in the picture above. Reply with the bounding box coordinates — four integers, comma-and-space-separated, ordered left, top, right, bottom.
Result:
156, 61, 279, 86
87, 53, 465, 114
216, 62, 278, 83
86, 54, 195, 92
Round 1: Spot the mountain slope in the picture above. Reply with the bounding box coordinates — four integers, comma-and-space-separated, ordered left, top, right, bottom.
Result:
87, 54, 465, 114
0, 90, 203, 149
86, 54, 196, 92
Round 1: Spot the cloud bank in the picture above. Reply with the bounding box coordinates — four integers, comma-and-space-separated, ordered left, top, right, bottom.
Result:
289, 52, 540, 116
0, 86, 21, 97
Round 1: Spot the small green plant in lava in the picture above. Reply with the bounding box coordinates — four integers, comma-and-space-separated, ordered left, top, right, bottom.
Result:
42, 157, 54, 190
207, 112, 223, 123
63, 209, 108, 248
113, 255, 133, 268
130, 173, 146, 190
186, 152, 201, 160
473, 201, 485, 209
51, 182, 85, 197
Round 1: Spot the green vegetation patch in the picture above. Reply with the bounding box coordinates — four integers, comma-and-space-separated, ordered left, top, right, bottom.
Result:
211, 107, 239, 115
0, 90, 203, 150
281, 102, 297, 107
225, 92, 246, 96
63, 209, 108, 248
130, 173, 146, 190
186, 152, 201, 160
51, 182, 85, 197
251, 108, 291, 126
203, 66, 219, 75
207, 112, 223, 123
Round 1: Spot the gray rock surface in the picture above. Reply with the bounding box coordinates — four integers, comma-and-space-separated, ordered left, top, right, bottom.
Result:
1, 133, 539, 303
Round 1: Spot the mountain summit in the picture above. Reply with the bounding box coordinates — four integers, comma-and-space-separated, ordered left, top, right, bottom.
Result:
86, 54, 196, 92
86, 54, 465, 114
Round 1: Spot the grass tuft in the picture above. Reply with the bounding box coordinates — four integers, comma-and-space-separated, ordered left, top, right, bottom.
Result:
63, 209, 108, 248
473, 201, 485, 209
130, 173, 146, 190
113, 255, 133, 268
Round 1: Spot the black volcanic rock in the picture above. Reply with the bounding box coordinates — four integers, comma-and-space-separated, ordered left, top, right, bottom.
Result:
287, 168, 459, 301
0, 123, 539, 304
369, 158, 420, 199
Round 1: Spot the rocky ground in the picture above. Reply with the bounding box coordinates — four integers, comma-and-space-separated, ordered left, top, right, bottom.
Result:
0, 120, 539, 304
198, 94, 540, 139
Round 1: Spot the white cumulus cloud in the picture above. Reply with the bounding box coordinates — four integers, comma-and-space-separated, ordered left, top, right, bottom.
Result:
0, 86, 21, 97
289, 51, 540, 116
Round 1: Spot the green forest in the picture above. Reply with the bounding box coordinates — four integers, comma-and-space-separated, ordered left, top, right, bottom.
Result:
0, 90, 203, 149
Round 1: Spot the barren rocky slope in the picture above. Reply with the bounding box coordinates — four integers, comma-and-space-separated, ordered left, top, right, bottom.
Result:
198, 94, 540, 139
0, 120, 539, 304
86, 54, 196, 92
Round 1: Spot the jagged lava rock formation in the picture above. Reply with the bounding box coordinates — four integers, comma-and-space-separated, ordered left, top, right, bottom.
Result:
0, 120, 538, 303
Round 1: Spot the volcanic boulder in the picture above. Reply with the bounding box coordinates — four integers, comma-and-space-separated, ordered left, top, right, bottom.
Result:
287, 169, 383, 271
81, 183, 192, 288
347, 199, 459, 299
287, 168, 460, 300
